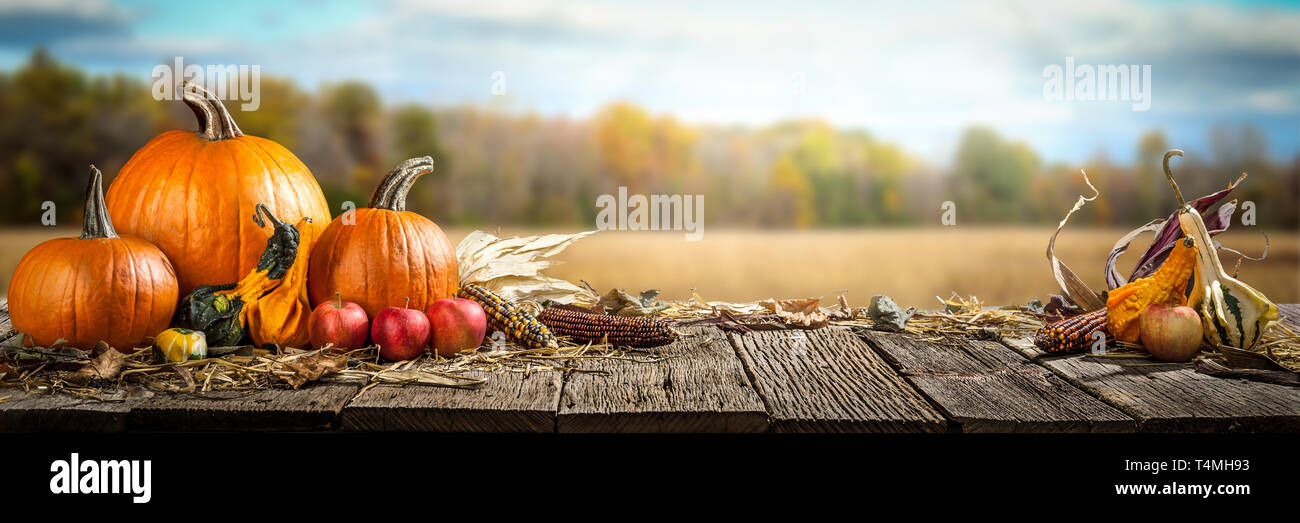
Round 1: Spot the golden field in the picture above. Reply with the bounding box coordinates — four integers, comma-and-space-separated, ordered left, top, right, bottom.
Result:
1, 227, 1296, 309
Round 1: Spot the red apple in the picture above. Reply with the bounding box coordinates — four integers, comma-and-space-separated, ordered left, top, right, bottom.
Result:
1139, 303, 1203, 362
308, 292, 370, 351
372, 299, 431, 361
426, 298, 487, 356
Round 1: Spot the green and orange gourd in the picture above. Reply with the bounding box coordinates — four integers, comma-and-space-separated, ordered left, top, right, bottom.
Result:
175, 203, 314, 348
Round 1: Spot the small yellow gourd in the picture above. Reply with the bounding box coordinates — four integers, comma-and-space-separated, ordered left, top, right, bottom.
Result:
153, 328, 208, 362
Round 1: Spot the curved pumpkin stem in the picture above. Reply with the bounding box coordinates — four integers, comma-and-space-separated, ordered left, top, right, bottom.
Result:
369, 156, 434, 212
1163, 149, 1187, 209
80, 165, 118, 240
181, 81, 244, 141
252, 203, 286, 229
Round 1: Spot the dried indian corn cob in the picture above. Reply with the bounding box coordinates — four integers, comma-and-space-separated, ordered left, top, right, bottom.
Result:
537, 307, 677, 347
458, 284, 558, 349
1033, 308, 1110, 354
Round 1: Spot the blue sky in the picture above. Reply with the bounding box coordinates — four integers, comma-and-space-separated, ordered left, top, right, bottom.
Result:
0, 0, 1296, 165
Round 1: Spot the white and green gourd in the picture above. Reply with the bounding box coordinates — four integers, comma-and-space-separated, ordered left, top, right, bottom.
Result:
1163, 150, 1278, 349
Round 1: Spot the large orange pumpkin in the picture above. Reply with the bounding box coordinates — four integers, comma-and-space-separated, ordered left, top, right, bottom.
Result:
105, 82, 330, 296
8, 166, 179, 351
307, 157, 458, 318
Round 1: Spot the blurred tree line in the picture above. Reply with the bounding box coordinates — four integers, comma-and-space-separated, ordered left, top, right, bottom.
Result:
1, 50, 1297, 229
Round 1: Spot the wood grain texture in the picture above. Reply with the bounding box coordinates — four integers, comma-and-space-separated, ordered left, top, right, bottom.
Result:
559, 326, 767, 433
127, 382, 362, 431
729, 326, 946, 433
863, 330, 1135, 432
0, 388, 149, 432
343, 370, 560, 432
1002, 335, 1046, 360
1278, 304, 1300, 330
1043, 355, 1300, 432
0, 300, 146, 432
1, 304, 1297, 432
0, 299, 17, 345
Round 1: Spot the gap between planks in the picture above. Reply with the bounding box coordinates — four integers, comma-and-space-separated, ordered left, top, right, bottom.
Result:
858, 329, 1135, 433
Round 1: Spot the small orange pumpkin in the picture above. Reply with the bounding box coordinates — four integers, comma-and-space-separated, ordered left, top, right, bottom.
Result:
307, 157, 458, 318
8, 166, 179, 351
105, 82, 331, 296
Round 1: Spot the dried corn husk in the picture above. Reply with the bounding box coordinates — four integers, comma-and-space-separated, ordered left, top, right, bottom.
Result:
456, 230, 599, 306
1046, 169, 1106, 311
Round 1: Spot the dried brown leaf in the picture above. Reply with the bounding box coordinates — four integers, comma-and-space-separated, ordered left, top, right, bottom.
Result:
66, 341, 127, 386
826, 295, 862, 321
279, 350, 348, 389
760, 298, 828, 329
1218, 345, 1288, 371
594, 288, 668, 316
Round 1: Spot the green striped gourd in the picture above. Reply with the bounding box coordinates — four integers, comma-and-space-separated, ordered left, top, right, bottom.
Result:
1163, 150, 1278, 349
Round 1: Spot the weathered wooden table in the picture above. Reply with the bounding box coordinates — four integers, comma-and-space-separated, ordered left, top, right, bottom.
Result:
2, 301, 1298, 432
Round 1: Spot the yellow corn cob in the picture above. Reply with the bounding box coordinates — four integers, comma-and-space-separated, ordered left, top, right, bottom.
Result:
458, 284, 558, 349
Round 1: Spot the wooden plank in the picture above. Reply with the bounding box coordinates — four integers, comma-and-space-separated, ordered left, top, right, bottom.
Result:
558, 326, 767, 433
729, 326, 946, 433
1002, 335, 1046, 360
1009, 304, 1300, 432
1278, 304, 1300, 330
0, 299, 18, 346
862, 330, 1135, 432
127, 380, 362, 431
343, 370, 560, 432
1043, 355, 1300, 432
0, 388, 149, 432
0, 298, 10, 334
0, 301, 146, 432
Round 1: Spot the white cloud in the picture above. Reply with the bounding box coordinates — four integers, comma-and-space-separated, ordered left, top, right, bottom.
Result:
0, 0, 126, 18
5, 0, 1295, 162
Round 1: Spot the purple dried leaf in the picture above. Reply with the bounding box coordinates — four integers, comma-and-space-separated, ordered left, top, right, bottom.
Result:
1043, 294, 1085, 322
1115, 174, 1245, 287
1124, 199, 1237, 284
